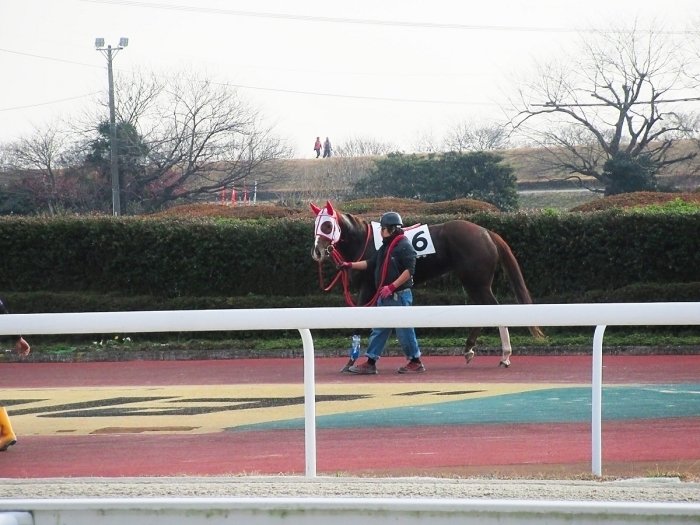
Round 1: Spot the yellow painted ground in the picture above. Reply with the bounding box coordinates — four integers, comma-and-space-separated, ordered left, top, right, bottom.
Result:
5, 383, 571, 436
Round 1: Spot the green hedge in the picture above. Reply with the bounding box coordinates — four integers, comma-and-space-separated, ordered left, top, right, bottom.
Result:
0, 217, 317, 297
402, 210, 700, 298
1, 211, 698, 303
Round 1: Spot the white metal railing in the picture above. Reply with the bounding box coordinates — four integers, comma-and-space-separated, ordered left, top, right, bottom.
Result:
1, 302, 699, 478
1, 497, 699, 524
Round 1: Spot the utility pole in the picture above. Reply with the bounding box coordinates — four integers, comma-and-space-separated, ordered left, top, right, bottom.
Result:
95, 37, 128, 216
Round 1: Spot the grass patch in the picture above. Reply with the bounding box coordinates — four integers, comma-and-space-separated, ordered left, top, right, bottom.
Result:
26, 328, 700, 358
517, 189, 603, 210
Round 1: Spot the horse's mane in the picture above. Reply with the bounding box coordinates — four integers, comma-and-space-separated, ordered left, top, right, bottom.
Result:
338, 210, 367, 232
336, 210, 373, 260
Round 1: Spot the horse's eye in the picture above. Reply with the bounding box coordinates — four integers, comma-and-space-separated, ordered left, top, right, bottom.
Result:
320, 221, 333, 234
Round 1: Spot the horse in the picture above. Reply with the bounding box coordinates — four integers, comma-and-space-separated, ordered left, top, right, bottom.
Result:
310, 201, 544, 367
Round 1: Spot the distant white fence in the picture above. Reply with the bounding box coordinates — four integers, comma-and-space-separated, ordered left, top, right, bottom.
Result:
1, 302, 699, 478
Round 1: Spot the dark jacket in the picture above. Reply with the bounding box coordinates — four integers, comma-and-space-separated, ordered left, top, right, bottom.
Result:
368, 234, 416, 291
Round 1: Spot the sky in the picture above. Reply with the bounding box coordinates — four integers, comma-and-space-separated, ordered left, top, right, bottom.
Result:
1, 0, 698, 158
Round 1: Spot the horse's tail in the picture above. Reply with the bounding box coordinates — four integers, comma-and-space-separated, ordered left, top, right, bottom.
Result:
488, 231, 545, 339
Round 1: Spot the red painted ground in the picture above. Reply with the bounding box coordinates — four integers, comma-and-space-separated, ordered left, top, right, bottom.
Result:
3, 355, 700, 387
3, 419, 700, 478
1, 355, 699, 478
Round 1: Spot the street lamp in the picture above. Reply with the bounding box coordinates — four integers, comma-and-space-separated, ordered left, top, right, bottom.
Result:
95, 37, 128, 216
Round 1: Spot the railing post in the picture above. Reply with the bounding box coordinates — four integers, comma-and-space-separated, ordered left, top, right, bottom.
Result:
298, 328, 317, 477
592, 324, 606, 476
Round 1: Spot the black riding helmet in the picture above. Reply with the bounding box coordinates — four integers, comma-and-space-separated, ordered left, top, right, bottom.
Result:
379, 211, 403, 228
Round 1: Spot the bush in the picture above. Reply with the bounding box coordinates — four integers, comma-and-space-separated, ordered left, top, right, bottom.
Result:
353, 152, 519, 211
1, 209, 698, 303
570, 191, 700, 212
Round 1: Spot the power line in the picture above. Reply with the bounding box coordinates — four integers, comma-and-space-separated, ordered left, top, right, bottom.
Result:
0, 92, 102, 112
218, 80, 496, 106
81, 0, 693, 35
0, 46, 497, 107
0, 47, 100, 69
532, 96, 700, 107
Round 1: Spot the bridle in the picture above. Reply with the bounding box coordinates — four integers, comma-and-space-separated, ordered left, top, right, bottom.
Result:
313, 207, 403, 307
313, 209, 377, 306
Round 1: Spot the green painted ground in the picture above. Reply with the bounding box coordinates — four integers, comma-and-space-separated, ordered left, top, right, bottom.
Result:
231, 384, 700, 431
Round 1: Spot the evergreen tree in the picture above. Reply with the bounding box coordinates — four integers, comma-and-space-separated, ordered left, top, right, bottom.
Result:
354, 151, 518, 211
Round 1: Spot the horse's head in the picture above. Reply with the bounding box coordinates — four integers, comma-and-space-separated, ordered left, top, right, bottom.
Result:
310, 200, 342, 262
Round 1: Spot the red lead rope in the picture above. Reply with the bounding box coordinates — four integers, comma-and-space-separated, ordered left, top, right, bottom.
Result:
318, 226, 404, 307
317, 224, 372, 306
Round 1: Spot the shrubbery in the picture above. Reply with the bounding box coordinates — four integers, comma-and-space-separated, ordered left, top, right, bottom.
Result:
353, 152, 519, 211
1, 209, 698, 313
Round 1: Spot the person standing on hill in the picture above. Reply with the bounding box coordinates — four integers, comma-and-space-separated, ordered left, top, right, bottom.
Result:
322, 137, 332, 158
314, 136, 322, 158
0, 297, 30, 451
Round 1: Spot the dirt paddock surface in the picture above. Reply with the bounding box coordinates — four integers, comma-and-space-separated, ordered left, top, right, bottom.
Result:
2, 476, 700, 502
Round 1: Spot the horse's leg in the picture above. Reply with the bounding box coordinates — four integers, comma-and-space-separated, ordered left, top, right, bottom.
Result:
464, 327, 482, 364
463, 286, 511, 367
465, 326, 511, 366
498, 326, 512, 368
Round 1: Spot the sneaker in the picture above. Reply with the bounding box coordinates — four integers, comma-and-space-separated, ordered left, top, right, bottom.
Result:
347, 361, 378, 375
398, 361, 426, 374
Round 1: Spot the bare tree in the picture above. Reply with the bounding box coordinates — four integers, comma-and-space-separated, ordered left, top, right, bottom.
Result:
83, 72, 291, 212
315, 136, 396, 202
410, 130, 441, 153
5, 124, 69, 215
272, 157, 360, 205
509, 25, 699, 193
115, 70, 164, 128
684, 30, 700, 166
334, 136, 397, 157
147, 75, 291, 210
446, 121, 510, 152
2, 126, 112, 215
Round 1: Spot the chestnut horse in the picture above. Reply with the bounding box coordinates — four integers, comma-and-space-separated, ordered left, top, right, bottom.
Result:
311, 201, 544, 367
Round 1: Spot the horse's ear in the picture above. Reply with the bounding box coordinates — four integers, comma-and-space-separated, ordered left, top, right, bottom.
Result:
310, 202, 321, 215
325, 200, 335, 216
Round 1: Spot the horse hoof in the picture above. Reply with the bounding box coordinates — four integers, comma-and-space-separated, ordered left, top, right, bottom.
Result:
499, 360, 511, 368
464, 350, 475, 365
